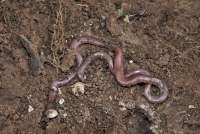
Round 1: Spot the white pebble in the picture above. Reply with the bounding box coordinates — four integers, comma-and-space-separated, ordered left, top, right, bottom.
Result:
188, 105, 194, 109
63, 113, 68, 118
40, 51, 44, 56
58, 88, 62, 95
129, 60, 133, 64
59, 99, 65, 105
101, 14, 106, 19
46, 109, 58, 118
28, 105, 34, 112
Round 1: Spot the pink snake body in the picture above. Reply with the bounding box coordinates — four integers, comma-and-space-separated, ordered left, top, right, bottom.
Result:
49, 36, 168, 103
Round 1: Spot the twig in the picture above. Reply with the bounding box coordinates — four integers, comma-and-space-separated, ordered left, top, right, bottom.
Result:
19, 35, 45, 76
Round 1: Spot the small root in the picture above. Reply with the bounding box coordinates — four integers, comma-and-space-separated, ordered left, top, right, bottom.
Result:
50, 0, 67, 72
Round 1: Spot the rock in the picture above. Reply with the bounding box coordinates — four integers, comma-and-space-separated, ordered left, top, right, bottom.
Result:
46, 109, 58, 119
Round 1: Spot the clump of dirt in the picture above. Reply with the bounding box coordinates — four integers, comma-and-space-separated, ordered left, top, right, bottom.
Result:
0, 0, 200, 134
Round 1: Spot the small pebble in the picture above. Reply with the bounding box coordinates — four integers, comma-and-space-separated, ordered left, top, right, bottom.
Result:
58, 88, 62, 95
59, 99, 65, 105
188, 105, 194, 109
28, 105, 34, 112
129, 60, 133, 64
46, 109, 58, 118
101, 14, 106, 19
63, 113, 68, 118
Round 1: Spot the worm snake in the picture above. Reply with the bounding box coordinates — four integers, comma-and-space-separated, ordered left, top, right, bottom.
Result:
113, 46, 168, 103
77, 50, 168, 103
49, 36, 168, 103
49, 36, 108, 102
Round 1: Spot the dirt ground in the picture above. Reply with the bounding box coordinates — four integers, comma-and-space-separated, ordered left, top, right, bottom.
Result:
0, 0, 200, 134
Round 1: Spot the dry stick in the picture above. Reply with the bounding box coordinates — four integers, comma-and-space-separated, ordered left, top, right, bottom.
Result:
19, 35, 44, 76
